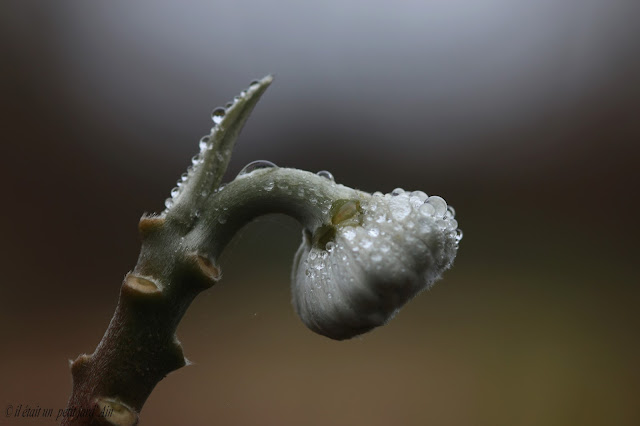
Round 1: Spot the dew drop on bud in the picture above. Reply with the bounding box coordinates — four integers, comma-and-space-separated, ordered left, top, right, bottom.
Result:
316, 170, 335, 182
419, 203, 435, 217
170, 187, 179, 198
426, 196, 447, 217
164, 198, 173, 209
211, 107, 226, 125
237, 160, 278, 178
391, 188, 405, 196
249, 80, 260, 87
446, 206, 456, 218
411, 191, 428, 202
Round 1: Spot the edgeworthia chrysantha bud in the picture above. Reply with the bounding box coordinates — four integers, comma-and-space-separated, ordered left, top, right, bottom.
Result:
63, 75, 462, 424
291, 188, 461, 340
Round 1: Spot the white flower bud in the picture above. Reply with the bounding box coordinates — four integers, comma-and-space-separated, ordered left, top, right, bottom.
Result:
291, 190, 461, 340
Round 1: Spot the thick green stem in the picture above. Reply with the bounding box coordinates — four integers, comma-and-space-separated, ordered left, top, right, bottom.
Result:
61, 77, 365, 425
193, 168, 363, 259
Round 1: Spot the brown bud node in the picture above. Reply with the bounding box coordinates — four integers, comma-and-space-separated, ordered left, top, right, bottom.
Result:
195, 255, 222, 283
94, 397, 138, 426
70, 353, 92, 380
123, 274, 163, 297
138, 215, 165, 237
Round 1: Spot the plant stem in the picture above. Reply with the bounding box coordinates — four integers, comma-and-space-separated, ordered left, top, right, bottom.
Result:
62, 77, 361, 425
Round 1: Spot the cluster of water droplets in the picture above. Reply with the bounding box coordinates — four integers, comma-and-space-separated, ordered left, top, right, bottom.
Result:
292, 186, 462, 339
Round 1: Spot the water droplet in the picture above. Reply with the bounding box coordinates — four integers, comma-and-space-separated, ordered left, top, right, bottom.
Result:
225, 102, 233, 108
371, 254, 382, 262
419, 203, 435, 216
426, 196, 447, 217
309, 251, 318, 260
327, 292, 333, 299
249, 79, 260, 87
164, 198, 173, 209
211, 107, 225, 124
317, 170, 335, 182
411, 191, 428, 201
391, 188, 405, 196
170, 187, 179, 198
456, 229, 464, 240
237, 160, 277, 178
180, 172, 188, 182
264, 181, 274, 191
191, 155, 200, 165
326, 241, 335, 252
361, 239, 373, 249
199, 136, 210, 151
380, 244, 390, 253
446, 206, 456, 218
218, 216, 227, 224
368, 227, 380, 237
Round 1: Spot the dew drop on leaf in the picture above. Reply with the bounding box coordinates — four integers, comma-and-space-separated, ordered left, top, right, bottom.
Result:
199, 136, 210, 151
211, 107, 226, 125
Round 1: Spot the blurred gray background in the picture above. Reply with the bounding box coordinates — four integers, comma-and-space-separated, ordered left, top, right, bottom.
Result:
1, 1, 638, 425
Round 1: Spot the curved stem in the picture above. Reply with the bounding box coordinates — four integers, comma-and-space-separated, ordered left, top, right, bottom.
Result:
194, 168, 363, 259
63, 170, 357, 425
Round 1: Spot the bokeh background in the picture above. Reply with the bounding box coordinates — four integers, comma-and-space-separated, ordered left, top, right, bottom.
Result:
1, 1, 638, 425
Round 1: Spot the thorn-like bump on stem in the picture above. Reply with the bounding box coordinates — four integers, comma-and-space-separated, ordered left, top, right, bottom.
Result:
170, 336, 188, 371
94, 397, 137, 426
138, 215, 165, 238
70, 354, 92, 381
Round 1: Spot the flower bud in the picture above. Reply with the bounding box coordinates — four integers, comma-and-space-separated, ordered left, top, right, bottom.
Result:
291, 189, 461, 340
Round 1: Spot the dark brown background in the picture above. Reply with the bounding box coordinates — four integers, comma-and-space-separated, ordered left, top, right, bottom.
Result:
1, 1, 638, 425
